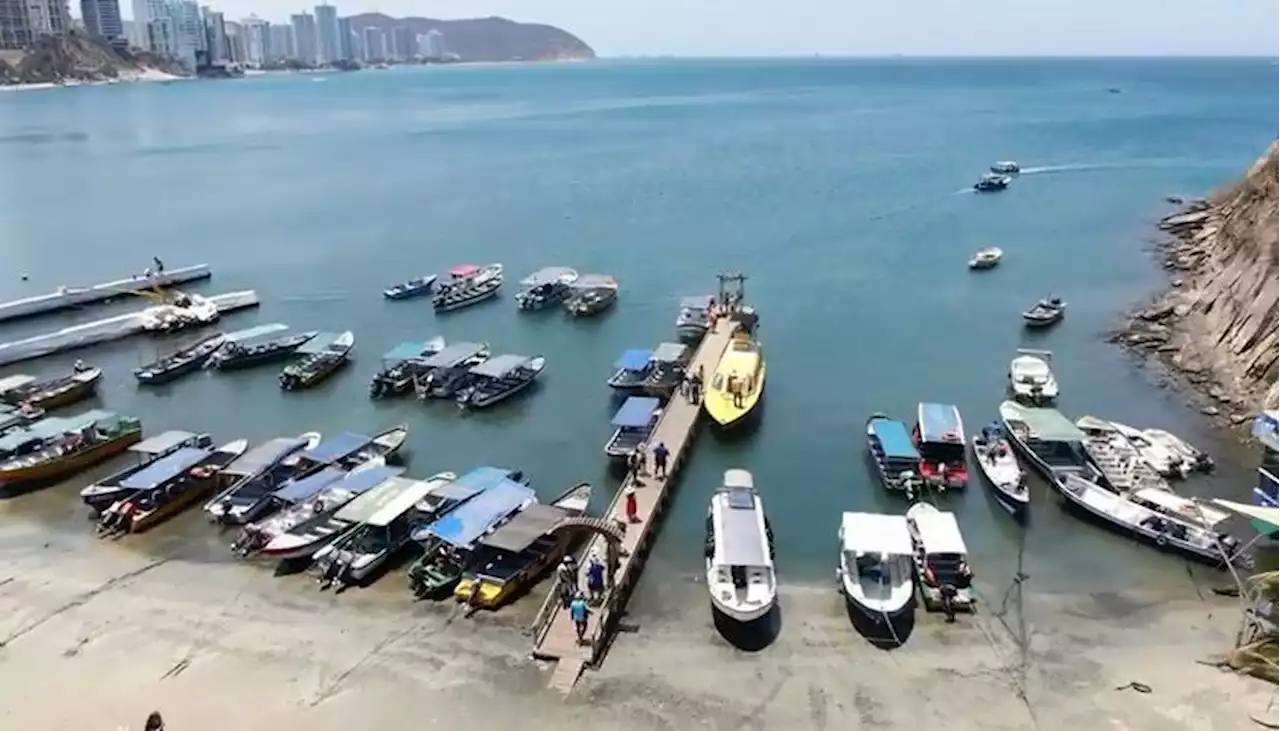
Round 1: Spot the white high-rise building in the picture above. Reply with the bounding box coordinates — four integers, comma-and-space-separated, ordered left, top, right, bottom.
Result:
170, 0, 204, 68
289, 11, 315, 64
25, 0, 71, 37
313, 2, 338, 63
201, 6, 227, 64
80, 0, 124, 47
360, 25, 382, 61
418, 28, 442, 60
240, 15, 269, 65
335, 15, 352, 61
222, 17, 245, 63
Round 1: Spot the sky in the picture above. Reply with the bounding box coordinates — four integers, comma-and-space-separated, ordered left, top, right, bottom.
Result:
120, 0, 1280, 57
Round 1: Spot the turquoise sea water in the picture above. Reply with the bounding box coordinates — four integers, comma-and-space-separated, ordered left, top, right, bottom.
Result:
0, 58, 1275, 595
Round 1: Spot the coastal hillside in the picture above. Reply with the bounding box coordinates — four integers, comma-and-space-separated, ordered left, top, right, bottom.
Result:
1118, 141, 1279, 420
0, 32, 186, 86
343, 14, 595, 62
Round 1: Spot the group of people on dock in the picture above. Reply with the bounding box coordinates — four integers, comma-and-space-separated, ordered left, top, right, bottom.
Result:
557, 552, 610, 643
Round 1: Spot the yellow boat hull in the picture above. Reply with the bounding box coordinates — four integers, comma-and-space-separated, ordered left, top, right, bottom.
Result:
703, 336, 766, 428
0, 432, 141, 486
454, 577, 507, 608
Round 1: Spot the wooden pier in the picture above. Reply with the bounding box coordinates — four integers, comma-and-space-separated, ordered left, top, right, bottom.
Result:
529, 315, 738, 692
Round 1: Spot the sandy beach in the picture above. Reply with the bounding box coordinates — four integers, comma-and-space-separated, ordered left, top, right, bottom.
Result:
0, 510, 1271, 731
0, 69, 183, 94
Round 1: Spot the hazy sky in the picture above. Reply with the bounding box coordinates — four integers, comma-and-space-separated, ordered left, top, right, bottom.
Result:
124, 0, 1280, 57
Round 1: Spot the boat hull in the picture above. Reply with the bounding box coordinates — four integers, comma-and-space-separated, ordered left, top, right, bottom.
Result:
0, 431, 142, 486
127, 478, 221, 533
841, 588, 915, 627
16, 371, 103, 411
710, 594, 775, 624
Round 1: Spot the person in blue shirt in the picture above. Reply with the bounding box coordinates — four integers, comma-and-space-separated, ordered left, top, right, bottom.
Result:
586, 554, 606, 604
569, 593, 591, 644
653, 442, 670, 478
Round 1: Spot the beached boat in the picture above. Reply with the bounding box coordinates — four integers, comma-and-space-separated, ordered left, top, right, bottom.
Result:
1058, 473, 1248, 567
968, 247, 1003, 270
0, 403, 43, 433
411, 341, 491, 400
1108, 421, 1192, 478
0, 365, 103, 411
1141, 427, 1213, 473
974, 173, 1011, 192
705, 469, 776, 624
1075, 416, 1171, 493
998, 400, 1100, 485
206, 328, 316, 371
311, 473, 457, 590
605, 396, 661, 465
675, 295, 715, 342
607, 348, 655, 393
0, 410, 142, 487
456, 354, 546, 410
368, 337, 446, 399
1009, 349, 1059, 404
703, 328, 765, 428
383, 275, 437, 301
247, 465, 404, 559
279, 331, 354, 391
866, 414, 924, 496
134, 332, 227, 385
913, 402, 969, 490
990, 161, 1021, 174
98, 439, 248, 536
641, 343, 691, 398
972, 423, 1028, 520
433, 263, 503, 313
1022, 296, 1065, 328
564, 274, 618, 317
80, 430, 214, 513
515, 267, 578, 311
838, 512, 916, 624
452, 482, 593, 609
203, 432, 322, 524
906, 503, 975, 614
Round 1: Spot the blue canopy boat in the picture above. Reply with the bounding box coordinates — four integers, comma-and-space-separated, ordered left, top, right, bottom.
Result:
606, 348, 653, 392
605, 396, 661, 463
866, 414, 922, 494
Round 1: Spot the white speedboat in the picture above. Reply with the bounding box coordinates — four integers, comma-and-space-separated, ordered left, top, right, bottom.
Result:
906, 503, 975, 614
705, 469, 776, 624
968, 247, 1003, 270
1109, 421, 1188, 478
1142, 428, 1214, 474
838, 512, 916, 624
990, 161, 1021, 174
1008, 349, 1058, 404
972, 423, 1028, 520
1075, 416, 1171, 493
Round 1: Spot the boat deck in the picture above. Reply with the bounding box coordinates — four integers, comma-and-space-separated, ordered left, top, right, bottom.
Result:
529, 317, 738, 691
0, 265, 211, 323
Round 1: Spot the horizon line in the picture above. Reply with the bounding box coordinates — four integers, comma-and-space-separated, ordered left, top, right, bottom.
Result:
595, 53, 1277, 60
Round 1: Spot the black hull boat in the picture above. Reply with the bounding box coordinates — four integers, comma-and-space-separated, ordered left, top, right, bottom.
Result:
280, 331, 354, 391
433, 264, 503, 313
456, 354, 546, 410
208, 331, 316, 371
564, 274, 619, 317
203, 432, 322, 525
1022, 297, 1066, 328
134, 333, 227, 385
80, 430, 214, 513
384, 275, 437, 300
368, 337, 446, 399
974, 173, 1011, 192
410, 342, 491, 400
0, 365, 103, 412
865, 413, 924, 497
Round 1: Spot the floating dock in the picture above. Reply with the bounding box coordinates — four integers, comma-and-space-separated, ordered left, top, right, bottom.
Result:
0, 264, 212, 324
529, 316, 738, 692
0, 290, 259, 366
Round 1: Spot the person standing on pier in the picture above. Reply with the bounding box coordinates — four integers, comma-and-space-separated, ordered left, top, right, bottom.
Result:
653, 442, 670, 479
570, 593, 591, 644
586, 553, 606, 604
623, 485, 639, 523
557, 556, 578, 608
152, 257, 165, 274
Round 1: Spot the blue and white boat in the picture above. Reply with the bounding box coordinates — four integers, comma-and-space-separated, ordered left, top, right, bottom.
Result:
865, 414, 923, 495
605, 396, 661, 464
252, 465, 406, 559
80, 430, 215, 513
204, 432, 324, 524
606, 348, 653, 392
384, 275, 438, 301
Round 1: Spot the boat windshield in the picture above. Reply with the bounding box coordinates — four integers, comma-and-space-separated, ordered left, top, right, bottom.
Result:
918, 442, 966, 462
350, 525, 390, 553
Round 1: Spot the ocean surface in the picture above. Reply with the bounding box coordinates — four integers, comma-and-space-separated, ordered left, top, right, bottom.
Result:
0, 58, 1275, 598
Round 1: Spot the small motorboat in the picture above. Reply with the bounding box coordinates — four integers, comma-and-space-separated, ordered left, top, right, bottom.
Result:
1022, 296, 1065, 328
368, 337, 446, 399
906, 503, 975, 615
705, 469, 776, 625
135, 333, 227, 386
0, 365, 103, 411
1109, 421, 1191, 479
605, 396, 661, 465
974, 173, 1011, 192
1074, 416, 1171, 493
990, 161, 1021, 174
1141, 427, 1214, 473
383, 275, 438, 301
456, 354, 546, 410
1008, 349, 1059, 404
514, 267, 578, 311
968, 247, 1003, 270
80, 430, 214, 513
203, 432, 322, 525
206, 329, 316, 371
675, 295, 715, 342
913, 402, 969, 490
972, 423, 1028, 521
640, 343, 691, 398
433, 263, 503, 313
98, 439, 249, 536
564, 274, 619, 317
865, 413, 924, 497
279, 331, 355, 391
606, 348, 654, 393
838, 512, 916, 627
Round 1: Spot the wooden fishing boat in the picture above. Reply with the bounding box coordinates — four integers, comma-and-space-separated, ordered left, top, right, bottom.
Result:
972, 423, 1029, 521
368, 337, 446, 399
279, 331, 355, 391
98, 439, 248, 536
515, 267, 578, 311
134, 332, 227, 385
1022, 296, 1066, 328
203, 432, 321, 524
383, 275, 437, 300
0, 365, 103, 411
456, 354, 546, 410
0, 410, 142, 487
207, 328, 316, 371
563, 274, 618, 317
80, 430, 214, 513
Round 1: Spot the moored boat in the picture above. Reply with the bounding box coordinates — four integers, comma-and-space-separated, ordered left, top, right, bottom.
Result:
456, 354, 546, 410
134, 332, 227, 385
906, 503, 975, 614
279, 331, 355, 391
411, 341, 491, 400
80, 430, 215, 513
968, 247, 1003, 270
972, 423, 1028, 520
368, 337, 446, 399
703, 327, 765, 428
97, 439, 249, 536
641, 343, 691, 398
1109, 421, 1191, 478
1009, 349, 1059, 404
838, 512, 916, 626
515, 267, 578, 311
249, 464, 405, 559
865, 413, 924, 496
206, 327, 316, 371
1075, 416, 1171, 493
0, 365, 103, 411
606, 348, 654, 393
0, 410, 143, 487
675, 295, 715, 342
0, 403, 43, 433
1022, 296, 1066, 328
203, 432, 322, 524
913, 402, 969, 489
564, 274, 618, 317
433, 264, 503, 313
605, 396, 661, 465
705, 469, 776, 624
998, 400, 1099, 485
974, 173, 1011, 192
383, 275, 437, 301
1141, 427, 1213, 474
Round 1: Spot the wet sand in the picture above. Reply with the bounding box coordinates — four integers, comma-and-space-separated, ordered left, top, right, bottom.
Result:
0, 507, 1271, 731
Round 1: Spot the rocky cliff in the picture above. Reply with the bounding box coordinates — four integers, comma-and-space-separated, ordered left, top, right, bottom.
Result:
0, 32, 187, 85
343, 14, 595, 62
1115, 141, 1279, 423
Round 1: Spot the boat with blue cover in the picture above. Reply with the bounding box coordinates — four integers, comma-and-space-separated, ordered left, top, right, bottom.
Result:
383, 275, 438, 301
368, 336, 446, 399
279, 331, 355, 391
80, 430, 214, 512
676, 295, 715, 341
607, 348, 654, 392
913, 402, 969, 489
251, 464, 406, 559
203, 432, 322, 524
515, 267, 579, 311
606, 396, 661, 464
866, 414, 924, 496
456, 354, 546, 410
411, 341, 491, 400
97, 439, 250, 536
206, 324, 316, 371
134, 332, 228, 385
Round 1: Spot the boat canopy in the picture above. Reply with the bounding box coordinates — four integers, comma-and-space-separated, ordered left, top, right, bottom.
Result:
614, 349, 652, 371
0, 374, 35, 395
612, 397, 661, 428
470, 354, 530, 378
382, 341, 429, 363
870, 419, 919, 460
420, 342, 485, 369
651, 343, 688, 363
119, 446, 211, 490
131, 430, 199, 456
449, 264, 480, 277
573, 274, 617, 289
225, 323, 288, 343
223, 436, 306, 477
520, 267, 577, 287
434, 466, 520, 502
296, 332, 342, 355
918, 402, 965, 443
271, 466, 347, 504
1213, 497, 1280, 533
336, 476, 430, 526
724, 469, 754, 490
1253, 411, 1279, 452
1011, 355, 1050, 378
1002, 402, 1085, 442
716, 488, 768, 567
421, 480, 536, 549
1133, 488, 1230, 526
913, 511, 968, 555
478, 504, 570, 552
300, 432, 370, 465
680, 295, 714, 311
840, 512, 914, 556
1075, 415, 1116, 433
0, 407, 21, 433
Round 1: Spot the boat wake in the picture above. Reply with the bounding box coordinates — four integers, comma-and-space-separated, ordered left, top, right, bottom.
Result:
1018, 158, 1210, 176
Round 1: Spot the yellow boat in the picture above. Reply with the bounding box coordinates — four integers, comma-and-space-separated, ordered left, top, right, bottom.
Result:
0, 410, 142, 487
703, 328, 765, 428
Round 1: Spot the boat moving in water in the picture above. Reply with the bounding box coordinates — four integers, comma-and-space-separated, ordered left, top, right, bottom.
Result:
990, 161, 1021, 174
97, 439, 248, 536
906, 503, 975, 615
0, 365, 103, 411
249, 464, 404, 559
80, 430, 214, 513
974, 173, 1011, 192
0, 410, 143, 488
866, 413, 924, 496
456, 354, 546, 410
433, 264, 503, 313
838, 512, 916, 626
279, 331, 354, 391
675, 295, 715, 342
1009, 349, 1059, 404
703, 327, 765, 428
383, 275, 437, 301
134, 332, 227, 385
564, 274, 618, 317
968, 247, 1003, 270
972, 423, 1028, 520
368, 337, 446, 399
913, 402, 968, 490
515, 267, 578, 311
705, 469, 776, 625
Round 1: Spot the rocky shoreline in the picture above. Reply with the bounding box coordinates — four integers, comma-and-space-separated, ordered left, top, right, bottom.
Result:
1112, 142, 1279, 429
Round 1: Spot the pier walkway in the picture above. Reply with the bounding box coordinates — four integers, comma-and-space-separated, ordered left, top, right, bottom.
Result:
530, 316, 738, 691
0, 264, 211, 323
